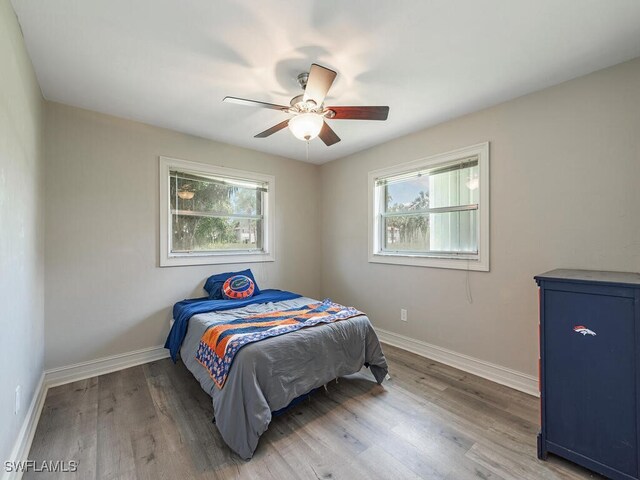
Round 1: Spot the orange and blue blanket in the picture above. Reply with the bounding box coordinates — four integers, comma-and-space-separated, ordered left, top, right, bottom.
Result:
195, 300, 362, 389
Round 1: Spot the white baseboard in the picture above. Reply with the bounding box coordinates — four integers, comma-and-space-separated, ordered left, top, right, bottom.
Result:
375, 327, 539, 397
2, 373, 47, 480
3, 345, 170, 480
45, 345, 169, 388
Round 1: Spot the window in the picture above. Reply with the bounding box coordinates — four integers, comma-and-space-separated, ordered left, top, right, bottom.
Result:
368, 143, 489, 271
159, 157, 274, 266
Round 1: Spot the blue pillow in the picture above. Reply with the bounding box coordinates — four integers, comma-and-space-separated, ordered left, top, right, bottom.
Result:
204, 269, 261, 300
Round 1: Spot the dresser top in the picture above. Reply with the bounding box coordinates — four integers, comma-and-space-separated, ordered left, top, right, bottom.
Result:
535, 269, 640, 287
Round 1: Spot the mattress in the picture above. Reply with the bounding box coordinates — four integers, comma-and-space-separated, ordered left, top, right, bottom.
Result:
179, 296, 388, 459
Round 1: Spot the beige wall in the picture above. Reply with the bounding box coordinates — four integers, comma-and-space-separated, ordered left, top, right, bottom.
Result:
320, 58, 640, 376
0, 0, 45, 463
41, 57, 640, 380
44, 103, 321, 369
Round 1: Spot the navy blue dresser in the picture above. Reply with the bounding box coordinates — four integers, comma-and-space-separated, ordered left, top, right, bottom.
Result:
536, 269, 640, 480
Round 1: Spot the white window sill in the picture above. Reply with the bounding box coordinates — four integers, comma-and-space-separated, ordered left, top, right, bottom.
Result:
160, 251, 274, 267
368, 252, 489, 271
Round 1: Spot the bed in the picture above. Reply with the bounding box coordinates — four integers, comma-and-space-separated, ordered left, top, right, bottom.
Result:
165, 288, 388, 460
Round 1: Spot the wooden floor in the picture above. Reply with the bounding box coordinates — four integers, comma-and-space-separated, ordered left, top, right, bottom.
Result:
26, 344, 603, 480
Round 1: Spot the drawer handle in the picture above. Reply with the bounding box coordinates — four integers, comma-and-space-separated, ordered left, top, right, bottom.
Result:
573, 325, 596, 336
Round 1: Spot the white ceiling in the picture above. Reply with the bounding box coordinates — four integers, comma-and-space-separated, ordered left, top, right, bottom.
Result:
11, 0, 640, 164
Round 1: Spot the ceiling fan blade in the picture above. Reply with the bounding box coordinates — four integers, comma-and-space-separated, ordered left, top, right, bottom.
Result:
318, 121, 341, 146
223, 96, 288, 111
254, 119, 290, 138
303, 64, 337, 106
327, 106, 389, 120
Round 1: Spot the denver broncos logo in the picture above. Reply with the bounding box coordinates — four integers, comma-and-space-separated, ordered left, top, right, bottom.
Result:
573, 325, 596, 336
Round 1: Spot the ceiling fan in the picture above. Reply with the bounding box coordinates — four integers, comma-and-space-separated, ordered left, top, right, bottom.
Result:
223, 63, 389, 146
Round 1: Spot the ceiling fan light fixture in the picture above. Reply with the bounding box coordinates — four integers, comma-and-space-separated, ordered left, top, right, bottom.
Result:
177, 190, 195, 200
288, 113, 324, 141
224, 62, 388, 147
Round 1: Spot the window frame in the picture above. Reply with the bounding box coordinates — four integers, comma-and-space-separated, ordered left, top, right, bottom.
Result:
159, 156, 275, 267
368, 142, 490, 271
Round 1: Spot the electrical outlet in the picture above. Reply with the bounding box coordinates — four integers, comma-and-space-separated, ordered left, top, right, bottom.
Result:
400, 308, 408, 322
15, 386, 21, 415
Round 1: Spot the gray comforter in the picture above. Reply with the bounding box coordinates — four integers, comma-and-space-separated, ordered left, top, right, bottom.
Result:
180, 296, 388, 459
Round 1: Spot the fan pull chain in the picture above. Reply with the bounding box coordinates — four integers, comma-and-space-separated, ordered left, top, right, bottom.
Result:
306, 140, 309, 162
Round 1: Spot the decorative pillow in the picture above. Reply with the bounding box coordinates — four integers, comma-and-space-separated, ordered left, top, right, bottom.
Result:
204, 269, 261, 300
222, 275, 255, 300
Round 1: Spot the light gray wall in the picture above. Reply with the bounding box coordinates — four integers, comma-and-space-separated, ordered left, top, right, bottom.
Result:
41, 55, 640, 381
44, 102, 321, 369
0, 0, 45, 463
320, 58, 640, 376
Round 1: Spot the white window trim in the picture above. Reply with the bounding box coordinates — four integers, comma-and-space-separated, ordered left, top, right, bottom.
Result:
368, 142, 489, 272
159, 156, 275, 267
